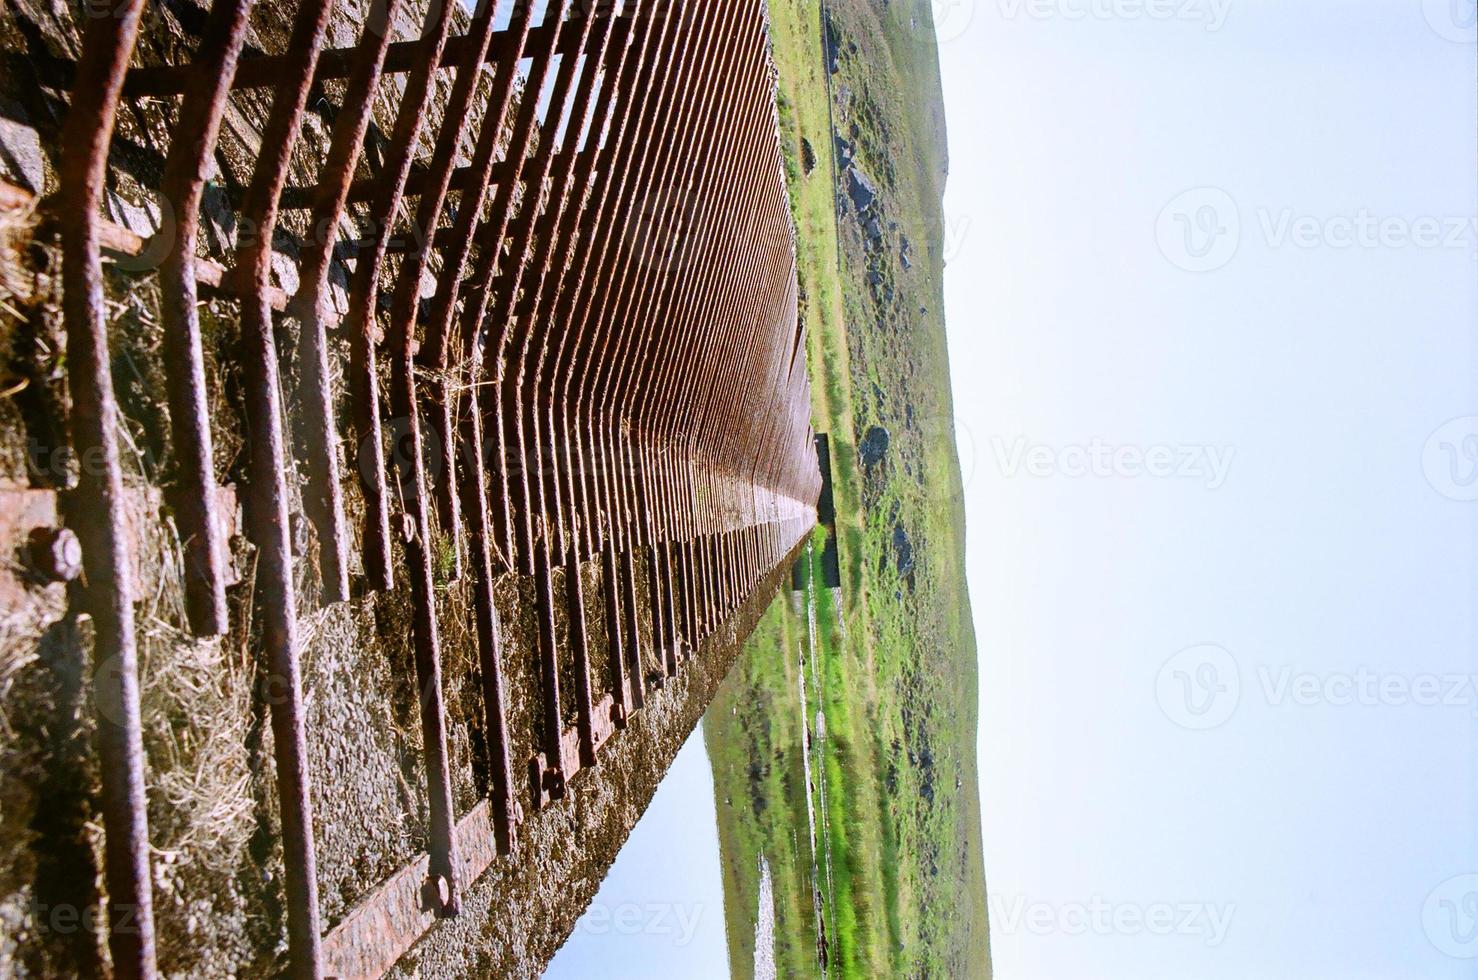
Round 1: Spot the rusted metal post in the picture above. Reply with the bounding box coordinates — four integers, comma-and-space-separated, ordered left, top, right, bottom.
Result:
232, 0, 336, 972
474, 0, 601, 770
58, 2, 159, 975
286, 0, 405, 605
155, 0, 254, 637
344, 0, 459, 594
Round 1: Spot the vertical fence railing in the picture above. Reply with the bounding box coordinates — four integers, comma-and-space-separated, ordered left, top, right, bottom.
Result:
25, 0, 821, 973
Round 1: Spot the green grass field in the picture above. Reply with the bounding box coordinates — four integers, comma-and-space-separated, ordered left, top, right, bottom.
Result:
704, 1, 991, 977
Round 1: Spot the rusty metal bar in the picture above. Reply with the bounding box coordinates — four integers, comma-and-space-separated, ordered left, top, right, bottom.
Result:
532, 2, 679, 712
154, 0, 254, 638
417, 0, 548, 582
345, 0, 459, 594
476, 0, 603, 775
587, 0, 762, 660
474, 0, 588, 801
286, 0, 406, 605
505, 0, 673, 733
448, 2, 650, 802
657, 32, 803, 647
57, 2, 159, 975
555, 0, 715, 684
546, 0, 700, 697
612, 12, 764, 657
379, 0, 529, 917
121, 19, 573, 97
653, 110, 790, 640
8, 177, 293, 308
231, 0, 336, 973
509, 0, 704, 799
519, 10, 636, 726
279, 152, 556, 211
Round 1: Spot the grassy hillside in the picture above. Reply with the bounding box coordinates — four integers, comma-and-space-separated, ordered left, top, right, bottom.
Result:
704, 1, 990, 977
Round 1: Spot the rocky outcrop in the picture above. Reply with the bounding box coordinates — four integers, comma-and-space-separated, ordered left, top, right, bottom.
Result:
859, 425, 891, 467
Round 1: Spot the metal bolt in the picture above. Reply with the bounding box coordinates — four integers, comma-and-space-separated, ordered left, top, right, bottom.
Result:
27, 527, 82, 583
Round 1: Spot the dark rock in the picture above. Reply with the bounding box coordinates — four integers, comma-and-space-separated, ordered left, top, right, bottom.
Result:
847, 166, 877, 211
859, 425, 891, 466
834, 134, 853, 168
892, 524, 915, 576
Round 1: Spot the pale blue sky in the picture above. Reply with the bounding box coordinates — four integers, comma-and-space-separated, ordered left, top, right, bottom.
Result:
543, 729, 730, 978
545, 2, 1478, 978
938, 0, 1478, 977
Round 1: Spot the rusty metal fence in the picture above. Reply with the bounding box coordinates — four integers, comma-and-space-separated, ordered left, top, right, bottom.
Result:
23, 0, 818, 974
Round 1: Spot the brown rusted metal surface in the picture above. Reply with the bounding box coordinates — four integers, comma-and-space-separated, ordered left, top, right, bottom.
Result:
155, 0, 254, 638
378, 0, 515, 920
56, 2, 160, 977
34, 0, 819, 972
320, 797, 502, 980
120, 18, 570, 97
231, 0, 337, 973
3, 179, 293, 309
286, 0, 404, 605
0, 483, 242, 608
344, 0, 458, 596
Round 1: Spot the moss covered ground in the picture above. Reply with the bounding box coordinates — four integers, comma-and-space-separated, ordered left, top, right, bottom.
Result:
705, 2, 991, 977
